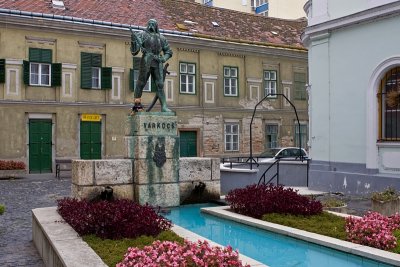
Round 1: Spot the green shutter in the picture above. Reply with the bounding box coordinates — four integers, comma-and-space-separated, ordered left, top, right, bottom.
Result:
129, 69, 134, 91
0, 59, 5, 83
29, 48, 52, 63
92, 53, 102, 67
81, 52, 92, 89
101, 67, 112, 89
23, 60, 30, 85
51, 63, 62, 87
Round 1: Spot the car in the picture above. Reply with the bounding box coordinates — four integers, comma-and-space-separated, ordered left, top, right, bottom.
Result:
257, 147, 308, 163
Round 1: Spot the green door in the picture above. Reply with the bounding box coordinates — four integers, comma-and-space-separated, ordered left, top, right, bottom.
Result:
180, 131, 197, 157
80, 121, 101, 159
29, 119, 52, 173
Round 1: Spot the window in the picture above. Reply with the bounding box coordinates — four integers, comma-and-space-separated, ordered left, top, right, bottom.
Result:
180, 62, 196, 94
130, 57, 152, 92
251, 0, 266, 8
225, 123, 239, 151
294, 72, 307, 100
23, 48, 61, 87
224, 66, 238, 96
379, 67, 400, 140
295, 124, 308, 149
266, 124, 278, 149
264, 70, 277, 97
80, 52, 111, 90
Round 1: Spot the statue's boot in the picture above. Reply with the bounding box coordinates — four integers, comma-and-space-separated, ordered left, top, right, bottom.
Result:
158, 90, 172, 112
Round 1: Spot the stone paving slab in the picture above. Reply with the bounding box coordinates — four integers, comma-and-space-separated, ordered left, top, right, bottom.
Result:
0, 175, 71, 267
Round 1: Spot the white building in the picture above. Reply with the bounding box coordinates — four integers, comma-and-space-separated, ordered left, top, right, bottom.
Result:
197, 0, 307, 19
303, 0, 400, 194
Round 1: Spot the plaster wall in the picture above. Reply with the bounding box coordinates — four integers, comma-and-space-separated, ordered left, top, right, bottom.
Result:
0, 15, 308, 165
309, 15, 400, 164
268, 0, 306, 19
308, 0, 399, 26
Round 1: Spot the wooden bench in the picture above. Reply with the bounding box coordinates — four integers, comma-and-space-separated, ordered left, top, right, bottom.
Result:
55, 158, 72, 179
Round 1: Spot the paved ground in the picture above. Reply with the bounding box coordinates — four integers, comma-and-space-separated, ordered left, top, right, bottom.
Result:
0, 174, 71, 267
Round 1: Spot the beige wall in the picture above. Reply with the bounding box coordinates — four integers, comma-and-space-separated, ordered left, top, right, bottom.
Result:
0, 19, 308, 171
195, 0, 307, 19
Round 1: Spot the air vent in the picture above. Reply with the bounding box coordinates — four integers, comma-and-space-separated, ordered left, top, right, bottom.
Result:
52, 0, 65, 9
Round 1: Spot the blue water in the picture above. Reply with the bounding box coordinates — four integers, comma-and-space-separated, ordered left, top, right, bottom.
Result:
165, 204, 393, 267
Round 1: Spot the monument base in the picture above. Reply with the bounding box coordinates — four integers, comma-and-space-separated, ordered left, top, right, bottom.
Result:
125, 113, 180, 207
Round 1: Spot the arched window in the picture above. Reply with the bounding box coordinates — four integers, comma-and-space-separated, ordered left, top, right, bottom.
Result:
379, 67, 400, 141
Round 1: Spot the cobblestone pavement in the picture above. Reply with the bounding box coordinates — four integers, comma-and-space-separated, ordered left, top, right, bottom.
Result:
0, 175, 71, 267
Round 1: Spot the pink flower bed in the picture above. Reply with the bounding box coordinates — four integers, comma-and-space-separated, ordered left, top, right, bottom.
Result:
346, 212, 400, 250
117, 240, 250, 267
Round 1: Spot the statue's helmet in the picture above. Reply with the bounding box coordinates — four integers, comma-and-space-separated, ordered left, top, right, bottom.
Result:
146, 19, 159, 33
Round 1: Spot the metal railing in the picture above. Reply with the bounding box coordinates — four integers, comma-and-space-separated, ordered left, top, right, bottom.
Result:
257, 159, 280, 185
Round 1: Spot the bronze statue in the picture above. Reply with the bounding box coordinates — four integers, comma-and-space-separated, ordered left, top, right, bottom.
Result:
130, 19, 173, 112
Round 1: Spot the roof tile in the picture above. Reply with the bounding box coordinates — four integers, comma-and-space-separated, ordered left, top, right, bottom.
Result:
0, 0, 306, 48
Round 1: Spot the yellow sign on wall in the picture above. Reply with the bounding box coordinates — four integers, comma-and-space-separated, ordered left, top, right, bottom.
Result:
81, 114, 102, 122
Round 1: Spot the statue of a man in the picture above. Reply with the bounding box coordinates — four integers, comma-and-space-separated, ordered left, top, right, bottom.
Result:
130, 19, 173, 112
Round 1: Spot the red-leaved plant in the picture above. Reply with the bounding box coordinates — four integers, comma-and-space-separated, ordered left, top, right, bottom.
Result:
346, 212, 400, 250
117, 240, 250, 267
57, 198, 171, 239
226, 184, 322, 218
0, 160, 26, 170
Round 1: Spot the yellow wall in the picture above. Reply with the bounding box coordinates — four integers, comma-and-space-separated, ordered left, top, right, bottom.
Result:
0, 21, 308, 165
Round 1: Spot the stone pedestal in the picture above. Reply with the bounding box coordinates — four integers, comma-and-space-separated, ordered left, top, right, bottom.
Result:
125, 112, 180, 207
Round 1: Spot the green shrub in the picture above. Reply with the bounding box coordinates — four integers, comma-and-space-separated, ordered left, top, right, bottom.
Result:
0, 204, 4, 215
262, 212, 347, 240
226, 184, 322, 218
371, 187, 400, 202
83, 230, 184, 267
322, 198, 346, 208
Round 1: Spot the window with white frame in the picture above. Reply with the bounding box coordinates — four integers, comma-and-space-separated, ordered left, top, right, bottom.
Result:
224, 66, 238, 96
28, 48, 53, 86
80, 52, 111, 90
132, 70, 151, 92
294, 72, 307, 100
30, 62, 51, 86
264, 70, 277, 97
266, 124, 278, 149
91, 67, 101, 89
295, 123, 308, 149
225, 123, 239, 151
180, 62, 196, 94
251, 0, 266, 8
23, 48, 61, 87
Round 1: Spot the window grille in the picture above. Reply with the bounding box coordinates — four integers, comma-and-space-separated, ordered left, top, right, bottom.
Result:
379, 67, 400, 141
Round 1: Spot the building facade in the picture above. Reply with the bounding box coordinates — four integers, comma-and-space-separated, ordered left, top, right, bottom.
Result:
303, 0, 400, 194
0, 0, 308, 174
197, 0, 307, 19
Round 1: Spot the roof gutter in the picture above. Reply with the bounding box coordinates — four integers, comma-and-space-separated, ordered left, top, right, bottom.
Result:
0, 7, 192, 37
0, 7, 306, 51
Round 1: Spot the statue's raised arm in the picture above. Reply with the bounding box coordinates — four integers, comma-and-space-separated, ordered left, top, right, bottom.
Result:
129, 26, 141, 56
